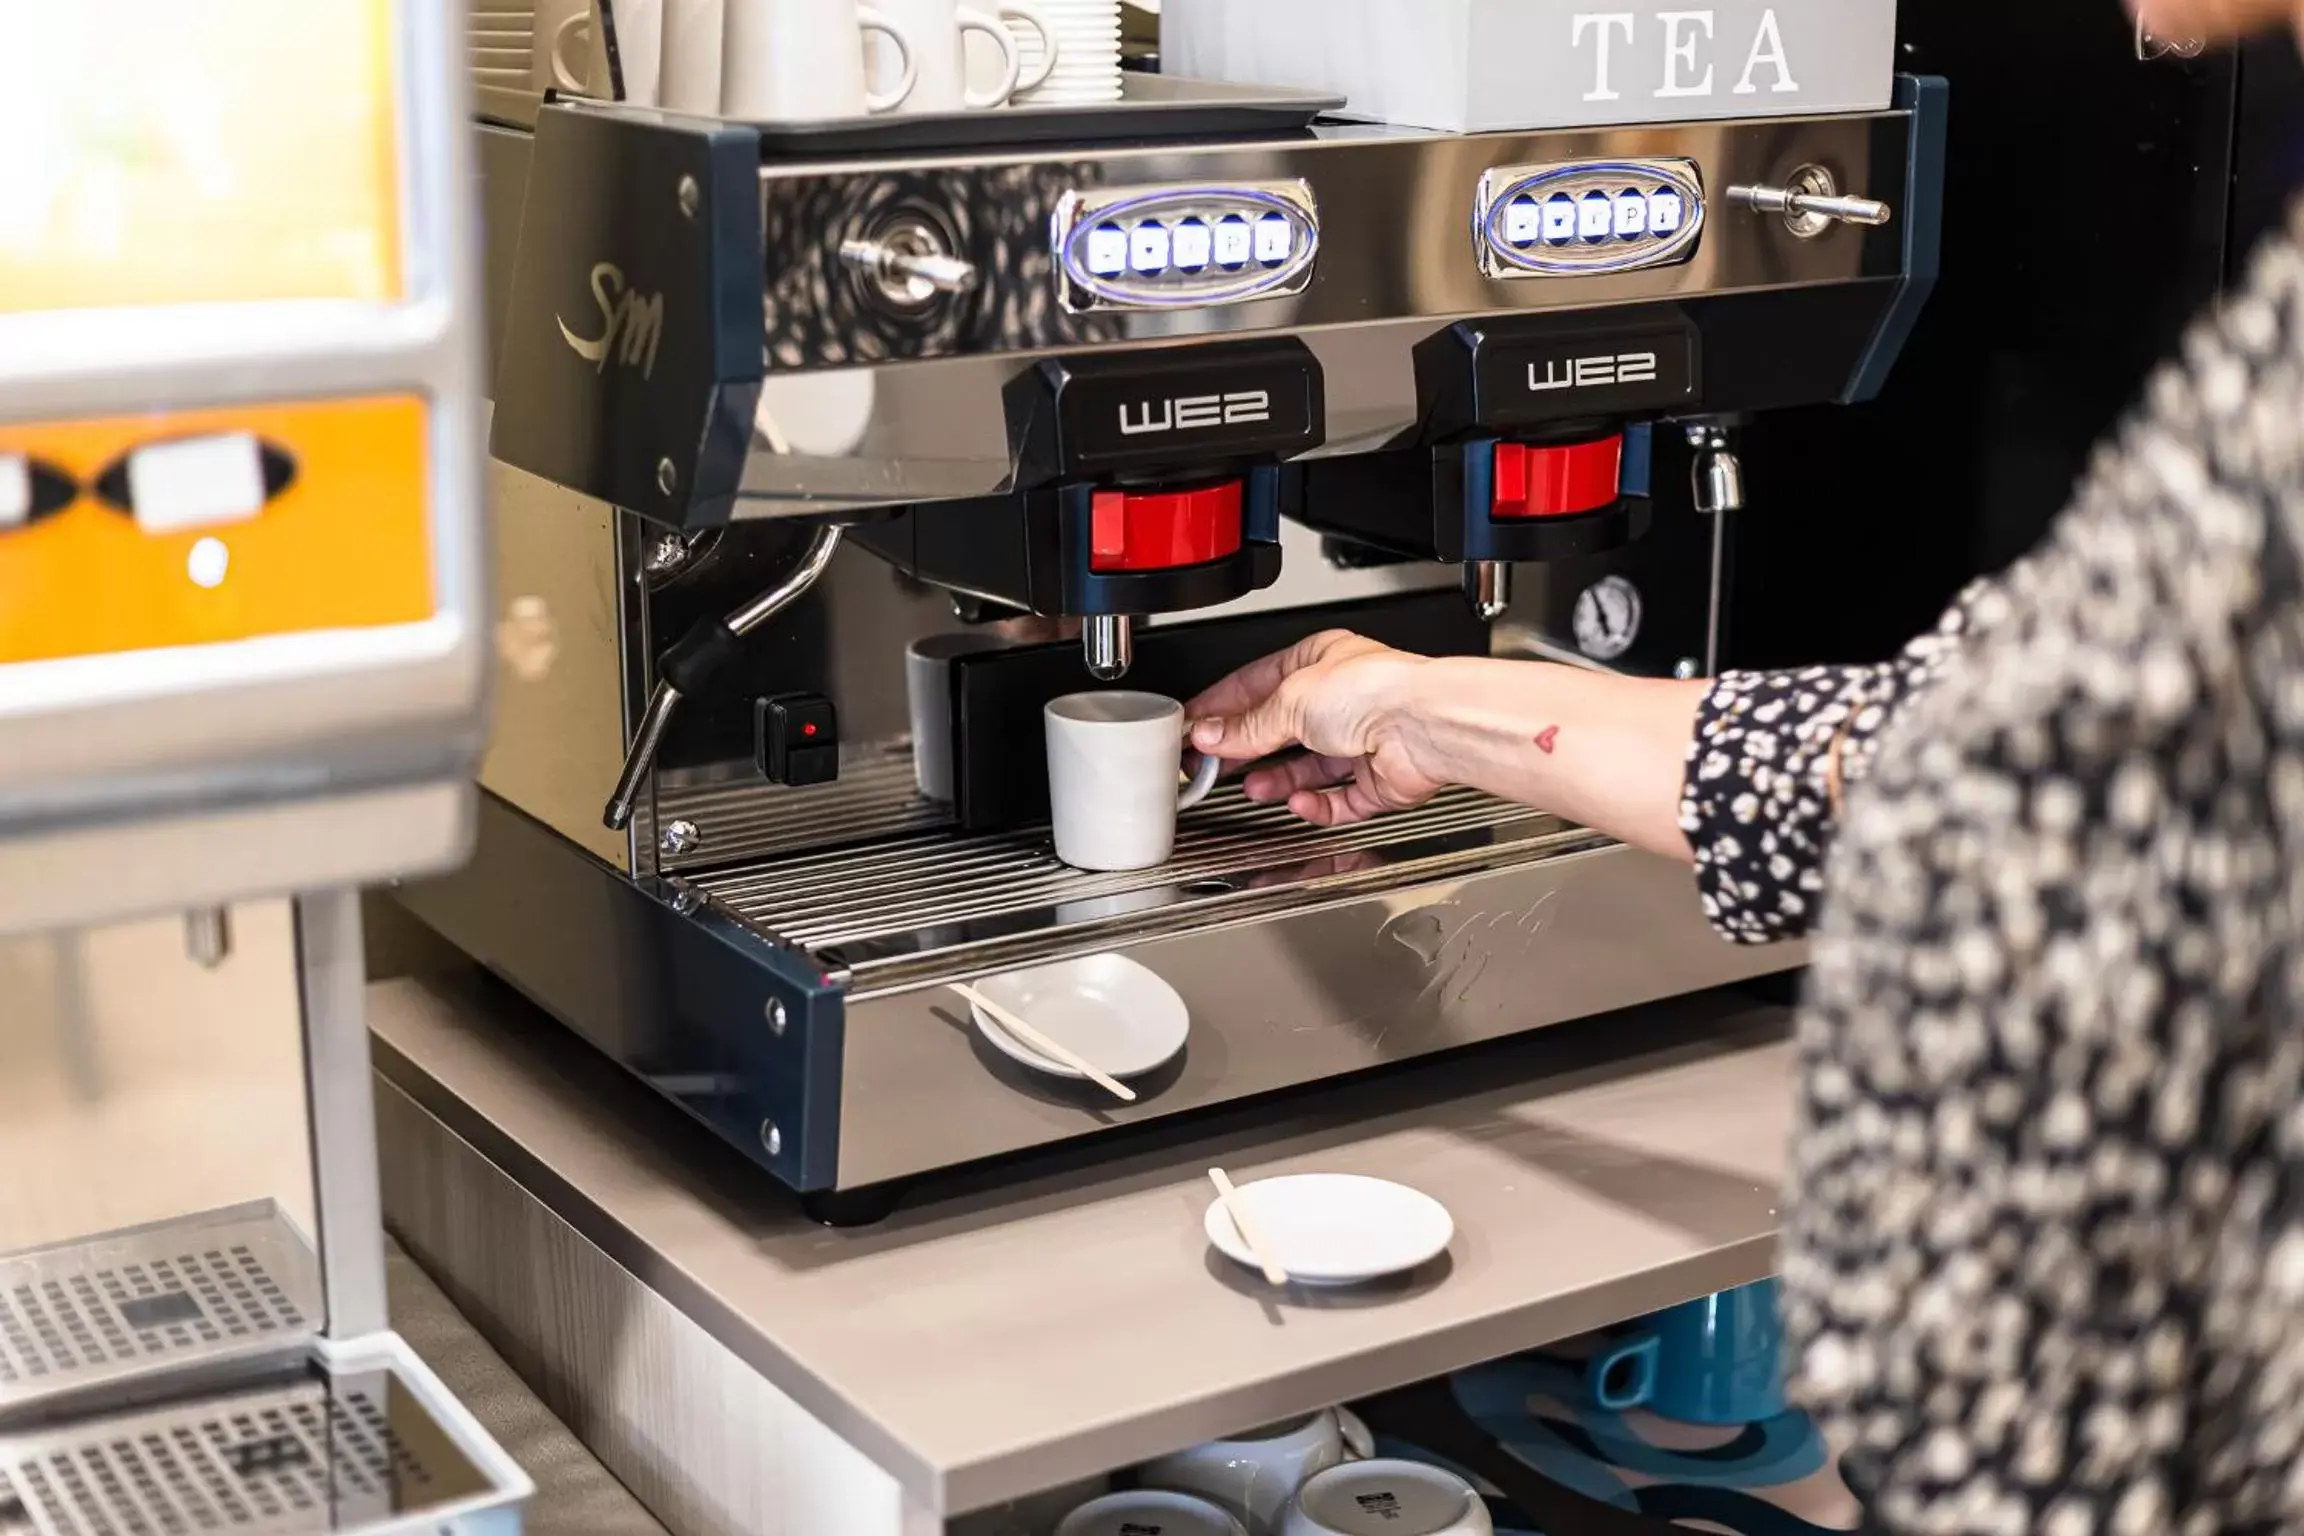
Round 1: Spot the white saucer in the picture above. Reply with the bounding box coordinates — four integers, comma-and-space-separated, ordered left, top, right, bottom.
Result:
969, 953, 1189, 1081
1203, 1174, 1453, 1286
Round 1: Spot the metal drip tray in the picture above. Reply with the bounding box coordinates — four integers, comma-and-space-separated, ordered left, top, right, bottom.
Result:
690, 786, 1595, 987
0, 1333, 529, 1535
0, 1205, 320, 1421
654, 746, 945, 873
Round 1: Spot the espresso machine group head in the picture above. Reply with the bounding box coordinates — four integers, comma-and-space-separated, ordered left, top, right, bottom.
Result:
850, 335, 1325, 679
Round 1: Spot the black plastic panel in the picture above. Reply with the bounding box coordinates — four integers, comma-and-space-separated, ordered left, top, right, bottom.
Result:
947, 590, 1491, 831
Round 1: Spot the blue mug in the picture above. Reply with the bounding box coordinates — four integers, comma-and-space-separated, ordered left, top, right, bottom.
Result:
1588, 1279, 1786, 1425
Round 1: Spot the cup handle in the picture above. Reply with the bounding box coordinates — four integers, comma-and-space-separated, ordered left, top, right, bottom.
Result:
998, 0, 1057, 93
548, 8, 593, 93
957, 6, 1023, 108
856, 7, 917, 112
1590, 1334, 1661, 1413
1178, 751, 1220, 811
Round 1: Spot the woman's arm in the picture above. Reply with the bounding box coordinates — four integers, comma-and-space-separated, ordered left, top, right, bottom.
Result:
1187, 609, 1976, 943
1683, 609, 1967, 942
1184, 633, 1703, 854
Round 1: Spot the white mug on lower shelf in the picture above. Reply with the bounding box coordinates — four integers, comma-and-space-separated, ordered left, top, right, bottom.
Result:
722, 0, 919, 118
1057, 1490, 1247, 1536
1280, 1460, 1492, 1536
1138, 1410, 1350, 1536
1044, 691, 1220, 872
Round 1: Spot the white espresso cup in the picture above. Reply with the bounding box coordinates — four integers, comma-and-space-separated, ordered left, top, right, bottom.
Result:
1056, 1490, 1246, 1536
1138, 1411, 1350, 1536
1280, 1461, 1492, 1536
723, 0, 918, 119
1045, 691, 1219, 872
870, 0, 1026, 110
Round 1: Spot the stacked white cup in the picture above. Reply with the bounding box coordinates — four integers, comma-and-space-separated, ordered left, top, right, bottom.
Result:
1013, 0, 1121, 103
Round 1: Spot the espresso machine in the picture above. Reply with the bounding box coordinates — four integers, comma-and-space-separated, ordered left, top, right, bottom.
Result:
405, 75, 1945, 1220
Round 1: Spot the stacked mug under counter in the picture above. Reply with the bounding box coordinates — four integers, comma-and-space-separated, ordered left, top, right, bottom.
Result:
1061, 1407, 1495, 1536
624, 0, 1120, 115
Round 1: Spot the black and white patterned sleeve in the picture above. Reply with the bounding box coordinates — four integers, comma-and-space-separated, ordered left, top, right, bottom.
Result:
1676, 609, 1972, 944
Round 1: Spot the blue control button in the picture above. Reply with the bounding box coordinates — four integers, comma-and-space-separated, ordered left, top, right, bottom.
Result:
1086, 223, 1129, 276
1129, 221, 1170, 274
1648, 190, 1683, 234
1214, 214, 1254, 268
1172, 218, 1213, 272
1541, 194, 1578, 246
1578, 191, 1613, 243
1614, 190, 1649, 239
1254, 213, 1294, 264
1503, 195, 1542, 247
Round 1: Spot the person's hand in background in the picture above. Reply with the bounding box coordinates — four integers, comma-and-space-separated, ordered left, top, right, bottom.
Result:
2131, 0, 2304, 50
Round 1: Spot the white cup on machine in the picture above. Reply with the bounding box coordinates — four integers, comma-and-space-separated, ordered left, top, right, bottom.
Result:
598, 0, 666, 103
958, 1, 1062, 103
536, 0, 607, 92
660, 0, 725, 111
1011, 0, 1121, 103
720, 0, 921, 118
1045, 691, 1219, 872
870, 0, 1055, 110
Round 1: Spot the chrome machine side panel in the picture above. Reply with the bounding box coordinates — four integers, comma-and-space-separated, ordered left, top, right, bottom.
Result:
827, 844, 1798, 1189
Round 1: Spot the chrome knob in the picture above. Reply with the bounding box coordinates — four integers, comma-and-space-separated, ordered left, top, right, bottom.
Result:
1685, 422, 1745, 516
840, 222, 979, 306
1726, 165, 1890, 239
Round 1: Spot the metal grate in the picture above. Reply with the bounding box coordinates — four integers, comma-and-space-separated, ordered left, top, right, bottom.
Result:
654, 746, 948, 873
691, 785, 1583, 981
0, 1368, 476, 1536
0, 1207, 319, 1417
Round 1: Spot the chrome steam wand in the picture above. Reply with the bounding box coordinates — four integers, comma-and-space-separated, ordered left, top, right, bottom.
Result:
603, 523, 845, 833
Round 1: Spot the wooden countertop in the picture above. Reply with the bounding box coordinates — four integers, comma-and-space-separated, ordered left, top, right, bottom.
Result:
370, 970, 1795, 1515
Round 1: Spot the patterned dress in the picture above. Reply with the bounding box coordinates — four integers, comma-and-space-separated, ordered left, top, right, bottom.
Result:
1677, 205, 2304, 1533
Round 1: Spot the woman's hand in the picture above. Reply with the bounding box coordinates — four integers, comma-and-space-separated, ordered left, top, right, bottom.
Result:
2132, 0, 2304, 49
1185, 631, 1445, 826
1188, 632, 1711, 860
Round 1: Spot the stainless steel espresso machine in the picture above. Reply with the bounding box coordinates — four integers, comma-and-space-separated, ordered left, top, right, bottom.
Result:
404, 78, 1945, 1220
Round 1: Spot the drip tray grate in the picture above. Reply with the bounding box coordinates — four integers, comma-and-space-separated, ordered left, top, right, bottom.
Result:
691, 785, 1589, 983
0, 1205, 320, 1419
0, 1336, 524, 1535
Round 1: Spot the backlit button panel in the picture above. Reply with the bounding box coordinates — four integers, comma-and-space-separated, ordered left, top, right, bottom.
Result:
1474, 158, 1705, 280
1053, 180, 1319, 314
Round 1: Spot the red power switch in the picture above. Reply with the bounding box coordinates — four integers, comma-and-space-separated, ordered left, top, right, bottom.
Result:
1089, 481, 1245, 572
1491, 436, 1623, 519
